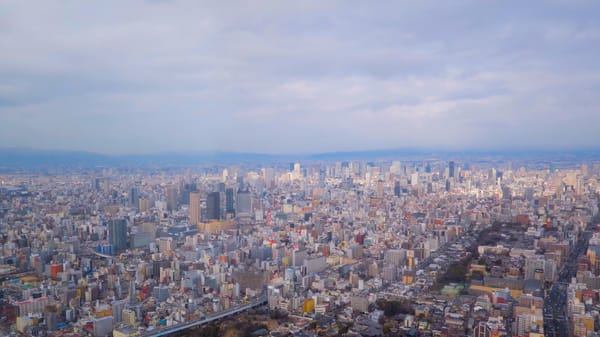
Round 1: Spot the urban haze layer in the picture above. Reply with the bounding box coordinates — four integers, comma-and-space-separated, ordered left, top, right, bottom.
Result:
1, 150, 600, 337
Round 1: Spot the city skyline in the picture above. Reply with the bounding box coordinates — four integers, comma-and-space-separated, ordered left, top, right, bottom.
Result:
2, 1, 600, 154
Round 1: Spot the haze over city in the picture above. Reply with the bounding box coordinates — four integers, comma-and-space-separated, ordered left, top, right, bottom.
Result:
1, 1, 600, 154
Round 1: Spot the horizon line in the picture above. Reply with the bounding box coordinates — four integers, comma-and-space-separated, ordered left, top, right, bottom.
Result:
2, 146, 600, 157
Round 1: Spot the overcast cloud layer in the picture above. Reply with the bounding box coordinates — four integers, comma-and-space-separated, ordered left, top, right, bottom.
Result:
1, 1, 599, 154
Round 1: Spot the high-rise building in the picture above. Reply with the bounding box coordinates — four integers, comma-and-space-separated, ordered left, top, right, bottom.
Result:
189, 192, 200, 225
129, 187, 139, 209
502, 186, 512, 200
127, 268, 137, 306
138, 198, 150, 212
111, 299, 127, 324
390, 161, 401, 175
449, 161, 456, 178
206, 192, 220, 220
318, 168, 326, 188
108, 219, 128, 252
236, 189, 252, 216
166, 185, 177, 212
180, 183, 197, 205
410, 172, 419, 186
394, 182, 401, 197
264, 168, 275, 187
376, 181, 383, 198
225, 188, 235, 216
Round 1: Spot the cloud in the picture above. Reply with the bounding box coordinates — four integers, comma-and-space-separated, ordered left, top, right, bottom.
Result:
0, 0, 599, 154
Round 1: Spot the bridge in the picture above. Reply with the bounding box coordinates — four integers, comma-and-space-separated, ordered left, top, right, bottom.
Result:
93, 251, 115, 259
140, 295, 268, 337
0, 270, 35, 282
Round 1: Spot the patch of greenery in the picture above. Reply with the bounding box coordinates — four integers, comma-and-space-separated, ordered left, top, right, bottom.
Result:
439, 263, 468, 284
376, 299, 415, 317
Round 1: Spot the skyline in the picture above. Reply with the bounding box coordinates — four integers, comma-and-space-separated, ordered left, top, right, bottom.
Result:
1, 146, 599, 170
2, 1, 600, 154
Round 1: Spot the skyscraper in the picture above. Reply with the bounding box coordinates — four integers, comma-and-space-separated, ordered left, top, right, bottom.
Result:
206, 192, 221, 220
390, 161, 401, 175
236, 189, 252, 216
108, 219, 128, 252
189, 192, 200, 225
127, 267, 137, 305
130, 187, 139, 209
225, 188, 235, 216
449, 161, 455, 178
180, 183, 197, 205
166, 185, 178, 212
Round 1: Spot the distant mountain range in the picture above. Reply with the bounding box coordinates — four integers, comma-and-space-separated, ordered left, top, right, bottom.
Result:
0, 147, 599, 168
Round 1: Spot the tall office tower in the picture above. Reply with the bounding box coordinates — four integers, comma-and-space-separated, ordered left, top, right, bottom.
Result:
236, 189, 252, 216
138, 198, 150, 212
425, 162, 431, 173
222, 169, 228, 182
488, 168, 496, 182
376, 180, 384, 198
127, 267, 137, 305
410, 172, 419, 186
293, 163, 301, 178
449, 161, 456, 178
130, 187, 139, 208
502, 186, 512, 200
108, 219, 128, 251
575, 175, 584, 195
225, 188, 235, 216
390, 161, 401, 175
394, 182, 401, 197
263, 168, 275, 187
581, 163, 589, 176
206, 192, 221, 220
180, 183, 197, 205
318, 168, 326, 188
93, 178, 102, 190
189, 192, 200, 225
166, 185, 178, 212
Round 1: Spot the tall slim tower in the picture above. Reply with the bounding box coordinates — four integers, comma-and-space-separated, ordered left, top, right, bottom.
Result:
206, 192, 221, 220
225, 188, 235, 216
166, 185, 177, 212
130, 187, 139, 209
236, 189, 252, 216
108, 219, 128, 252
449, 161, 456, 178
189, 192, 200, 225
127, 267, 137, 306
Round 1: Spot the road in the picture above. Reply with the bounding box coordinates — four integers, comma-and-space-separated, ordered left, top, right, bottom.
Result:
139, 294, 268, 337
543, 229, 592, 337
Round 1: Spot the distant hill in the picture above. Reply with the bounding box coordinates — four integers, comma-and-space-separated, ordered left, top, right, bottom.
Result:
0, 148, 111, 167
0, 147, 599, 169
0, 148, 285, 168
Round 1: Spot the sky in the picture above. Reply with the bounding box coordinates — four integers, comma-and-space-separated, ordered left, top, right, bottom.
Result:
1, 1, 600, 154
